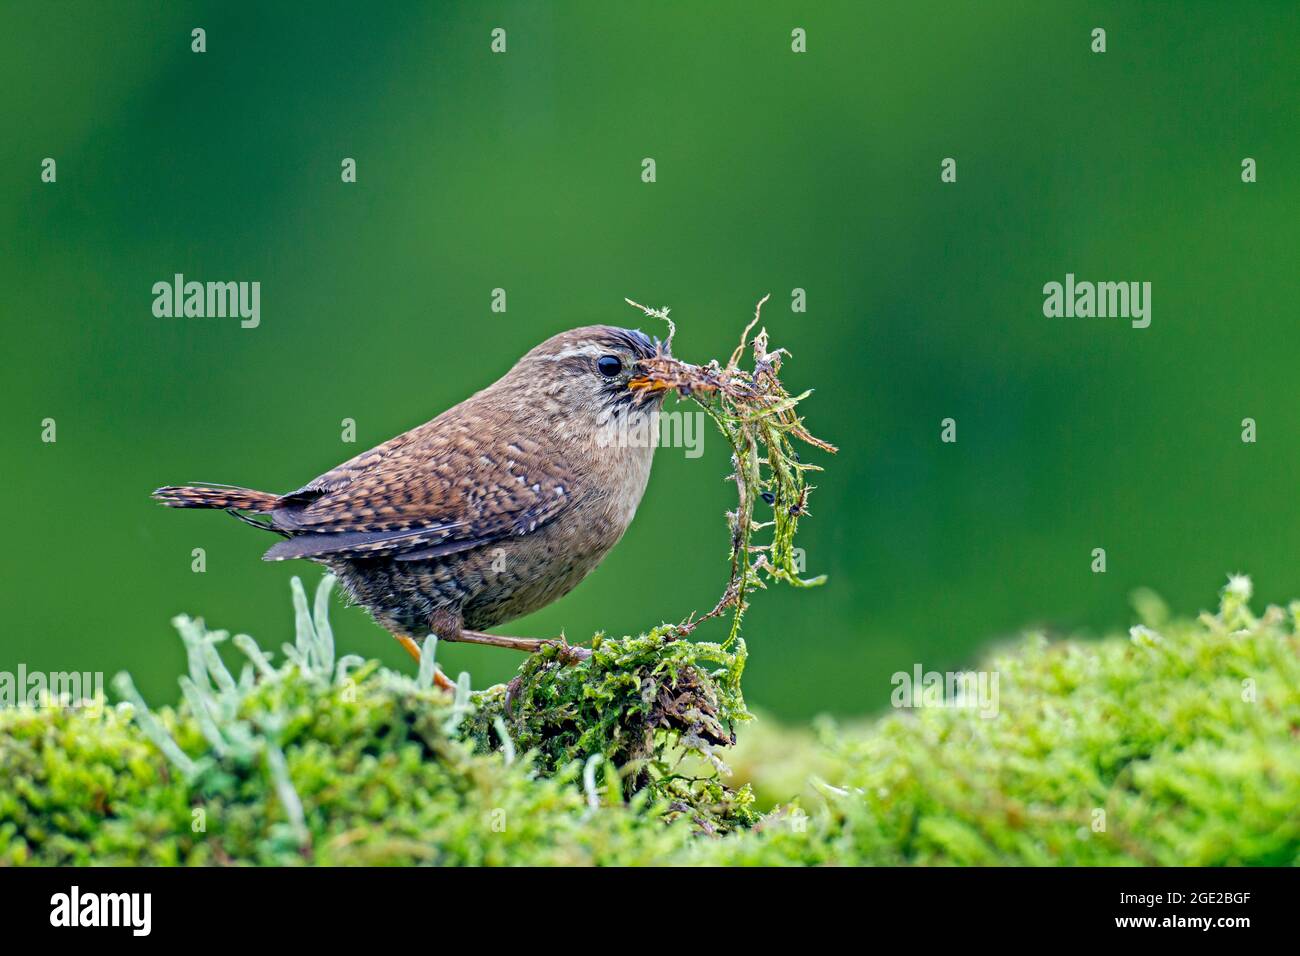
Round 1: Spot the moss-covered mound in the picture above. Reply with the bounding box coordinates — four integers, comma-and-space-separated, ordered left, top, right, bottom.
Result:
1, 577, 1296, 865
466, 627, 756, 832
707, 578, 1300, 865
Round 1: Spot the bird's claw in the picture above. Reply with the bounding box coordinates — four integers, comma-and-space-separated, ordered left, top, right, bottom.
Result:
540, 638, 592, 664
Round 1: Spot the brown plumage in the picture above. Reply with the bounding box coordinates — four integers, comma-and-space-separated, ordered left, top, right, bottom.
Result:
155, 326, 670, 676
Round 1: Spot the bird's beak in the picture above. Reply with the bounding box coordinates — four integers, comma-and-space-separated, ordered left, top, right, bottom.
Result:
627, 373, 670, 394
628, 357, 670, 393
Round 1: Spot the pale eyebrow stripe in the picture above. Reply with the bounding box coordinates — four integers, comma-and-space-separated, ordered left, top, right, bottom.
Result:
546, 345, 605, 361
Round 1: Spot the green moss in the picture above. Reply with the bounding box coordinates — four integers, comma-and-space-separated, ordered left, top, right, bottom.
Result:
703, 576, 1300, 866
2, 576, 1297, 865
466, 626, 755, 830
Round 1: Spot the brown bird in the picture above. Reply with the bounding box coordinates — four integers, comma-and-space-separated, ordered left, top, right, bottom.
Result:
154, 326, 670, 687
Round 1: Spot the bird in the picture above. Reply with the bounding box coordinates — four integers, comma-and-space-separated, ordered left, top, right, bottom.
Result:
154, 326, 670, 688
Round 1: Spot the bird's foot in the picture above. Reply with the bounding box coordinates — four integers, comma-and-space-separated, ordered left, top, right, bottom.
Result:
393, 633, 456, 691
539, 637, 592, 664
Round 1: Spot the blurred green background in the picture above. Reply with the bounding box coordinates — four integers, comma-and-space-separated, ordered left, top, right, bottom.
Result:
3, 2, 1296, 719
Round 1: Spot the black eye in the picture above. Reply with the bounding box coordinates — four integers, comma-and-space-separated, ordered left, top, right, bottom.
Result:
596, 355, 622, 378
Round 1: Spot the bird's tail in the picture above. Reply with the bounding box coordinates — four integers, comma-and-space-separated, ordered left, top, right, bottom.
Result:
152, 483, 280, 511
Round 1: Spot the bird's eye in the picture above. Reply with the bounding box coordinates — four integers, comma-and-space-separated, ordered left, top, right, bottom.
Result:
596, 355, 622, 378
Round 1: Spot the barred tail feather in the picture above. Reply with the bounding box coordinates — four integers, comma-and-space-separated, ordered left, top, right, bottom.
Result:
152, 484, 280, 511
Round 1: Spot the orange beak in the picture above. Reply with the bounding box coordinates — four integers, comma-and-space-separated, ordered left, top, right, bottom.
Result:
628, 374, 670, 393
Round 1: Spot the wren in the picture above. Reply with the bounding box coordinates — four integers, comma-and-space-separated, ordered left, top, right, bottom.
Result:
154, 326, 670, 684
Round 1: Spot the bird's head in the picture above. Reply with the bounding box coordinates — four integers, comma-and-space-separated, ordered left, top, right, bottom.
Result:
504, 326, 672, 425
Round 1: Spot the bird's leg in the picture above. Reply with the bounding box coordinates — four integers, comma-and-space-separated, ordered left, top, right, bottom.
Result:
450, 629, 592, 662
392, 632, 456, 691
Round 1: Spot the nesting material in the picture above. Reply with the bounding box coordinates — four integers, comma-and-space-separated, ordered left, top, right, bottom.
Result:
624, 295, 837, 642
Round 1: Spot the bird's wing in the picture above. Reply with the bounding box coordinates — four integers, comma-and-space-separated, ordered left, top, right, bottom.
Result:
262, 416, 574, 562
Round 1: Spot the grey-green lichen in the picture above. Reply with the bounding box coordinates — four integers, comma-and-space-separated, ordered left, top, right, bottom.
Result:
2, 575, 1297, 865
